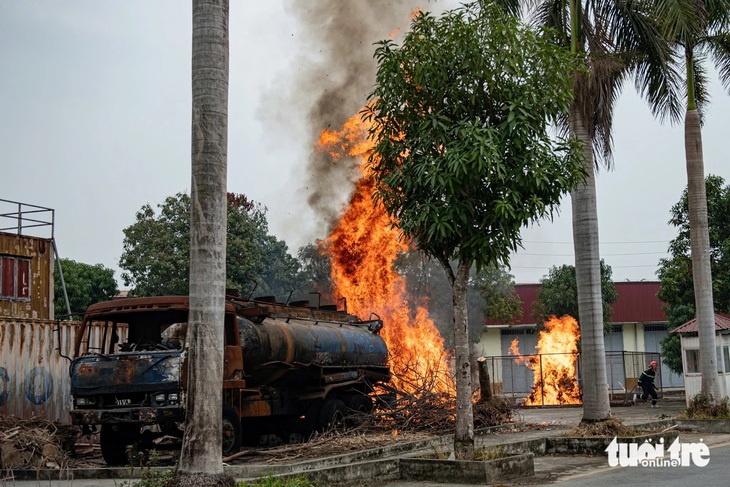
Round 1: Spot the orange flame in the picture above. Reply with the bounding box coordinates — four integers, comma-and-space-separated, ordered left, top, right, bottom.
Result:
509, 316, 582, 405
317, 112, 454, 396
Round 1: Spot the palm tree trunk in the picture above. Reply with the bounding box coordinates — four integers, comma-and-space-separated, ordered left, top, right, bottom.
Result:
685, 108, 722, 401
178, 0, 229, 481
570, 106, 611, 422
451, 259, 474, 459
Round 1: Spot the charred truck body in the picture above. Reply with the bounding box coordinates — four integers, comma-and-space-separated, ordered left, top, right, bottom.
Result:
69, 295, 390, 465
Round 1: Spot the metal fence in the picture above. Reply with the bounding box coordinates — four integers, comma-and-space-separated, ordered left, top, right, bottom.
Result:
481, 350, 663, 405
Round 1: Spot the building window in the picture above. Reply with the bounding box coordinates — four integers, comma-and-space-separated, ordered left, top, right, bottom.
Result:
0, 256, 31, 301
724, 346, 730, 375
685, 349, 700, 373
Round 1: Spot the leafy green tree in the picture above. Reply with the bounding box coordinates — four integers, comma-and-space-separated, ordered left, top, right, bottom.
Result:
120, 192, 299, 300
651, 0, 730, 402
533, 260, 618, 331
297, 241, 334, 302
54, 258, 119, 319
473, 264, 524, 327
365, 1, 584, 458
523, 0, 678, 423
658, 175, 730, 374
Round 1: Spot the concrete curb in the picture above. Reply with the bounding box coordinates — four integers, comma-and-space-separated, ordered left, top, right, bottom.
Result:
674, 419, 730, 433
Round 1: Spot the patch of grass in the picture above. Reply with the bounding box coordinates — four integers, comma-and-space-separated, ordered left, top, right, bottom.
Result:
677, 394, 730, 419
238, 474, 317, 487
474, 446, 506, 461
116, 468, 176, 487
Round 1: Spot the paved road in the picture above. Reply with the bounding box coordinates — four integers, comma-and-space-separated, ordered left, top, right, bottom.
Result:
543, 440, 730, 487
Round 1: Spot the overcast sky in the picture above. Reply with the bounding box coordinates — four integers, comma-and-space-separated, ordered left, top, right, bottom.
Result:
2, 1, 729, 288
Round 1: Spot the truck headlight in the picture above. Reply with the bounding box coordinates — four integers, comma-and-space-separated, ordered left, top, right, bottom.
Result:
76, 397, 95, 406
168, 393, 179, 404
154, 393, 166, 404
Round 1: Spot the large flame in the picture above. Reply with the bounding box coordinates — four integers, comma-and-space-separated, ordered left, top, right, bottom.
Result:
509, 316, 582, 405
317, 113, 454, 396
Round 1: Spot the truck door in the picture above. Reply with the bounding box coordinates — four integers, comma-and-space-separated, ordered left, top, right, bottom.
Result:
224, 313, 244, 383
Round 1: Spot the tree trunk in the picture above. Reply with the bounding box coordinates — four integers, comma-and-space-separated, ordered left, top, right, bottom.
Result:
570, 106, 611, 422
685, 108, 722, 401
178, 0, 230, 483
477, 356, 492, 403
451, 259, 474, 459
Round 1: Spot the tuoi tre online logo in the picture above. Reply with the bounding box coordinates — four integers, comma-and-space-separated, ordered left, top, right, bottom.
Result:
605, 436, 710, 467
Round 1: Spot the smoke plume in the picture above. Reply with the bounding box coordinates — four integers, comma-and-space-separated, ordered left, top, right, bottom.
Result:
284, 1, 429, 230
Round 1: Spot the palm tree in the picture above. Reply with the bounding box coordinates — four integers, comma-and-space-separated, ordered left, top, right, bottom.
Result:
524, 0, 678, 422
651, 0, 730, 402
178, 0, 231, 484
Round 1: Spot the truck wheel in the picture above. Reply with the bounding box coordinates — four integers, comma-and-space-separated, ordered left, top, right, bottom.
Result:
222, 405, 242, 457
318, 398, 347, 432
347, 395, 373, 414
100, 424, 139, 466
302, 401, 322, 438
346, 395, 373, 427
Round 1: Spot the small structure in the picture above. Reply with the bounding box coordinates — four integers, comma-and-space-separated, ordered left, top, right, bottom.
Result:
0, 199, 76, 421
0, 199, 60, 320
670, 314, 730, 406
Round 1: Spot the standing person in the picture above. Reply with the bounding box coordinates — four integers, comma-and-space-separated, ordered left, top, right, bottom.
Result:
638, 360, 659, 408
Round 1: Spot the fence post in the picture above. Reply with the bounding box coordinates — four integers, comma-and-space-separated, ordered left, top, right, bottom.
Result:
539, 354, 544, 407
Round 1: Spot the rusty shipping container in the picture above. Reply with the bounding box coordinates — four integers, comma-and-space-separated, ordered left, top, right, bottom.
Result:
0, 319, 116, 423
0, 231, 54, 321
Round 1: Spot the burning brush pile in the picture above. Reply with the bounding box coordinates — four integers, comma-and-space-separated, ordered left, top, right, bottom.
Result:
0, 416, 81, 470
227, 378, 515, 465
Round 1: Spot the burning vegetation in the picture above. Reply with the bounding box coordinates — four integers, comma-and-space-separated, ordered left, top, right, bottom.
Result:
509, 315, 582, 406
318, 115, 455, 397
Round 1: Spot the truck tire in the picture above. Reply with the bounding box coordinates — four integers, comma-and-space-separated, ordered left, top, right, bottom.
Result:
100, 424, 139, 466
345, 395, 373, 427
318, 398, 347, 432
347, 395, 373, 414
222, 405, 242, 457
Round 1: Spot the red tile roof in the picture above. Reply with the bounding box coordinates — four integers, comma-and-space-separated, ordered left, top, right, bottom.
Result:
669, 314, 730, 334
489, 281, 666, 326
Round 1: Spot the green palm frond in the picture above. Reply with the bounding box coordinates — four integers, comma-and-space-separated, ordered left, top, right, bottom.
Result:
705, 0, 730, 30
574, 52, 627, 168
528, 0, 570, 46
651, 0, 706, 47
692, 51, 711, 121
602, 0, 683, 123
703, 32, 730, 91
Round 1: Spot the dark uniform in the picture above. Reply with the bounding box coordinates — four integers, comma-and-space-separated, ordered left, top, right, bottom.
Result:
638, 361, 658, 407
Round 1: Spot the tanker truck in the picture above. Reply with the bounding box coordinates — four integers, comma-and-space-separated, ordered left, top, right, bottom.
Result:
68, 294, 391, 465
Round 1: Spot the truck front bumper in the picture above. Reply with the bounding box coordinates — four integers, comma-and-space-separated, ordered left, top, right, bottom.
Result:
71, 406, 184, 425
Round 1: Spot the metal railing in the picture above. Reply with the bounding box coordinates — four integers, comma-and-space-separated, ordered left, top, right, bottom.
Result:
480, 350, 663, 405
0, 198, 55, 238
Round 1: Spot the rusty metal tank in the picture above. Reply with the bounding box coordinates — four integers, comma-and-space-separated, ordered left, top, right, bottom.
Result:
236, 314, 389, 387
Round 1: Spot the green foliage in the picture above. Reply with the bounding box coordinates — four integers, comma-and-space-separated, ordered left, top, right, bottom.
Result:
533, 260, 618, 330
118, 469, 176, 487
658, 175, 730, 374
120, 192, 301, 300
239, 474, 316, 487
652, 0, 730, 114
118, 450, 176, 487
296, 241, 334, 301
53, 258, 118, 319
472, 265, 523, 326
365, 1, 585, 271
